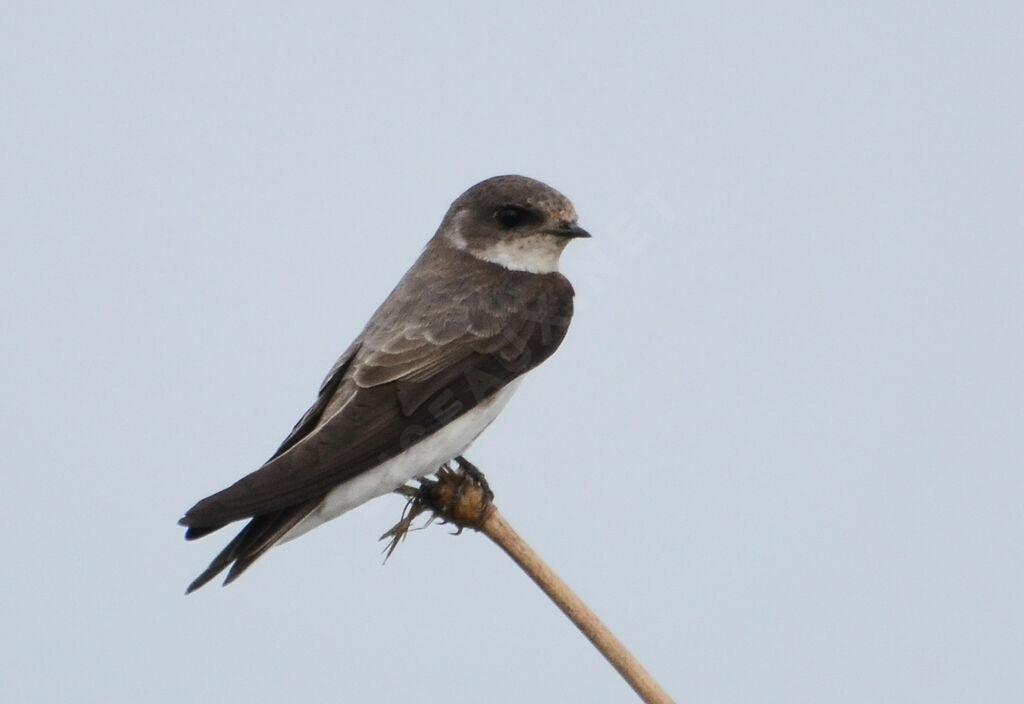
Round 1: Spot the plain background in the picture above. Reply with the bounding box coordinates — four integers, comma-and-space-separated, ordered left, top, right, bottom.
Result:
3, 3, 1021, 702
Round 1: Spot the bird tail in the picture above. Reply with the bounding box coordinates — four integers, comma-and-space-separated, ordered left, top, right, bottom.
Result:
184, 500, 320, 594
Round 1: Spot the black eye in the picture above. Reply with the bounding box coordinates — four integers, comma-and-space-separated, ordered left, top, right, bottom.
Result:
495, 206, 525, 228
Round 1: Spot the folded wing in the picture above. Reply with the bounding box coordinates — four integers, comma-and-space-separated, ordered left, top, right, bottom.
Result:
180, 270, 574, 534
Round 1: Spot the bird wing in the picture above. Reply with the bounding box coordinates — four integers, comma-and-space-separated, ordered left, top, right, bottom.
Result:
179, 270, 574, 532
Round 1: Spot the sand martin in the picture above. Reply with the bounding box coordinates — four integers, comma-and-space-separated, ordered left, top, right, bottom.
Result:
180, 175, 589, 592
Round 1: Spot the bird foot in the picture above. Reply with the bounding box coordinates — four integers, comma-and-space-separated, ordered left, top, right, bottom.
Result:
380, 457, 495, 559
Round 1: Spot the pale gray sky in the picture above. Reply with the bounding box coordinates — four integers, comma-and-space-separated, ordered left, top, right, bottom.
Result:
2, 3, 1022, 702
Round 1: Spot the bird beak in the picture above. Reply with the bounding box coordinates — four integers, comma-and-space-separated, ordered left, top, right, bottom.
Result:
549, 224, 592, 239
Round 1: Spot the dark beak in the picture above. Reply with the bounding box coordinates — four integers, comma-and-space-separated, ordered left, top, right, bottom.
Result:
549, 224, 592, 239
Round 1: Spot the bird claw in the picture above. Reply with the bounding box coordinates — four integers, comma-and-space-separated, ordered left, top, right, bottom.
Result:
380, 457, 495, 559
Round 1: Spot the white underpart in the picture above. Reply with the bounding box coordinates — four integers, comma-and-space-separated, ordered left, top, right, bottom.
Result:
280, 378, 523, 542
470, 234, 569, 274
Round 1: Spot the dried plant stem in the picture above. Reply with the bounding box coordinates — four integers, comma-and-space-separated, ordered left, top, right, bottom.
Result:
382, 464, 674, 704
480, 507, 675, 704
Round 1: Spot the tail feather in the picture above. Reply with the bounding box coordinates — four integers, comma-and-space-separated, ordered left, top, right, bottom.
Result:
184, 500, 320, 594
185, 527, 250, 594
182, 523, 225, 541
222, 505, 316, 586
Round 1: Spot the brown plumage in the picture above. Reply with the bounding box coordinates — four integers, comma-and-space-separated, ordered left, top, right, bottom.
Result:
180, 175, 588, 592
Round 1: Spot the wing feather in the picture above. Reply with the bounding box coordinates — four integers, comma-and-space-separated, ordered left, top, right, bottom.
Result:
181, 261, 574, 535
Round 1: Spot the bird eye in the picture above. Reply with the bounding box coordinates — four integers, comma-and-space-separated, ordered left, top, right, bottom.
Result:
495, 206, 525, 228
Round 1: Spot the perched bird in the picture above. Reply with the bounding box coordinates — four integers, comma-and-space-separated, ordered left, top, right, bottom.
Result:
180, 175, 589, 592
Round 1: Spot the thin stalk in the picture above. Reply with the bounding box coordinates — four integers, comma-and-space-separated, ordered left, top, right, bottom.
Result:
480, 507, 675, 704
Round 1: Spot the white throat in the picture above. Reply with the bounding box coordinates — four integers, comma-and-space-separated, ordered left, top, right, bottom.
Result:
464, 233, 568, 274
